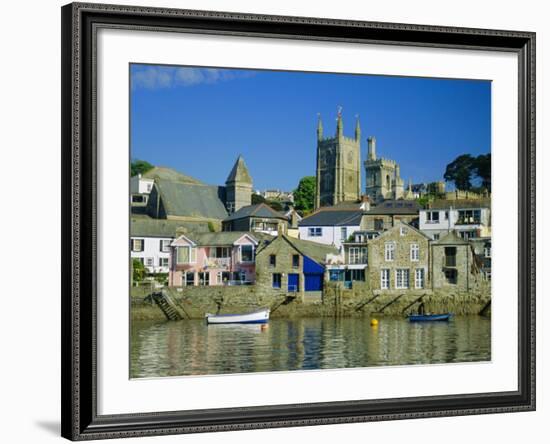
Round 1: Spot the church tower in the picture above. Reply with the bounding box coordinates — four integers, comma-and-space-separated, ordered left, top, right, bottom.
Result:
225, 155, 252, 214
315, 110, 362, 209
364, 137, 404, 202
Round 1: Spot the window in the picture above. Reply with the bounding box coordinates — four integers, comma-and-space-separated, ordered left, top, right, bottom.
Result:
380, 269, 390, 289
459, 230, 477, 240
145, 257, 154, 267
308, 227, 322, 237
240, 245, 254, 262
159, 257, 169, 268
414, 269, 425, 289
160, 239, 171, 252
433, 233, 440, 240
131, 195, 145, 203
177, 246, 197, 264
444, 247, 457, 267
184, 272, 195, 286
146, 183, 152, 192
198, 272, 210, 286
400, 227, 408, 236
349, 247, 368, 264
272, 273, 282, 289
384, 242, 395, 261
457, 209, 481, 225
269, 254, 276, 267
426, 211, 440, 223
210, 247, 231, 258
292, 254, 300, 268
131, 238, 144, 252
395, 269, 410, 289
484, 244, 491, 258
374, 218, 384, 230
445, 268, 458, 284
484, 270, 491, 281
340, 227, 347, 241
410, 243, 420, 261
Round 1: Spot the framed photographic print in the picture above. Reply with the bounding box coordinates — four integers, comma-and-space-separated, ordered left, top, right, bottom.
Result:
61, 2, 536, 440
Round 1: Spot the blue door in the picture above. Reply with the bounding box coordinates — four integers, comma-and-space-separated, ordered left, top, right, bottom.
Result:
303, 256, 325, 291
288, 273, 299, 292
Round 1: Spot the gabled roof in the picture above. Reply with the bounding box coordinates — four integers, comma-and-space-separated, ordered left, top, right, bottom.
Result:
226, 156, 252, 184
370, 220, 431, 243
223, 203, 287, 222
432, 230, 469, 245
365, 199, 420, 215
256, 235, 338, 264
299, 209, 363, 227
188, 231, 260, 247
141, 166, 204, 185
154, 179, 228, 220
130, 215, 209, 237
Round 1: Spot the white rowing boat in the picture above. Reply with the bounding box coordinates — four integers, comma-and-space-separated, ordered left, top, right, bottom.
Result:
205, 308, 270, 325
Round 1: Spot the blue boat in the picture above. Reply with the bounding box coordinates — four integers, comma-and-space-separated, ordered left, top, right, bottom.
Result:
408, 313, 452, 322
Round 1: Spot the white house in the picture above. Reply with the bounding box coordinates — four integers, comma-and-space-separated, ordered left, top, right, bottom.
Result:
130, 174, 155, 204
298, 208, 363, 250
419, 199, 491, 240
130, 216, 205, 274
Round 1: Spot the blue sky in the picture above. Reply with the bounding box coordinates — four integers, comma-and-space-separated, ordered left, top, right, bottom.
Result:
130, 64, 491, 191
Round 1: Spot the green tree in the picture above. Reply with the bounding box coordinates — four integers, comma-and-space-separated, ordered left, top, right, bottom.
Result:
131, 159, 154, 177
132, 258, 146, 284
266, 200, 283, 211
293, 176, 316, 215
444, 154, 475, 190
251, 193, 267, 205
473, 153, 491, 192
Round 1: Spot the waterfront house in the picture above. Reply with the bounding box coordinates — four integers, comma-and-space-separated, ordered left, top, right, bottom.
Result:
222, 203, 289, 235
430, 230, 484, 291
360, 199, 420, 232
367, 221, 431, 293
168, 231, 263, 287
255, 234, 339, 294
298, 207, 363, 249
130, 215, 209, 274
419, 198, 491, 240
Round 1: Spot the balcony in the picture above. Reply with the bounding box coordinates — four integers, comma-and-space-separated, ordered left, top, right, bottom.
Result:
205, 257, 231, 268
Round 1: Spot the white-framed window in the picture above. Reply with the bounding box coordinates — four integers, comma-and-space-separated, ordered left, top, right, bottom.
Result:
484, 270, 491, 281
426, 211, 440, 223
410, 243, 420, 261
159, 239, 171, 252
484, 245, 491, 258
198, 272, 210, 286
349, 247, 368, 264
131, 238, 144, 252
395, 268, 410, 289
145, 257, 154, 267
433, 233, 440, 240
240, 245, 254, 262
184, 272, 195, 286
384, 242, 395, 261
176, 246, 197, 264
209, 246, 231, 258
414, 268, 425, 289
380, 269, 390, 289
400, 226, 408, 236
308, 227, 322, 237
340, 227, 347, 241
159, 257, 169, 268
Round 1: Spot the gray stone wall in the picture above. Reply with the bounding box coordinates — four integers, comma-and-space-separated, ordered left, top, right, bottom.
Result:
367, 224, 430, 291
431, 243, 485, 292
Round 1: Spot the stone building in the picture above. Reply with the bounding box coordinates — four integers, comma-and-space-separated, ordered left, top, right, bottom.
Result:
431, 231, 484, 291
315, 112, 362, 209
255, 235, 338, 295
360, 200, 420, 232
364, 137, 406, 202
298, 207, 363, 249
367, 221, 431, 292
225, 155, 253, 214
222, 203, 289, 235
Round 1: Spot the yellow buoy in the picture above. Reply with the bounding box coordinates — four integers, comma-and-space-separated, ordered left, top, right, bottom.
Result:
370, 318, 379, 327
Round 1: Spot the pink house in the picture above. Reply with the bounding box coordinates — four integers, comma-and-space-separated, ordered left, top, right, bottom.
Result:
169, 232, 259, 287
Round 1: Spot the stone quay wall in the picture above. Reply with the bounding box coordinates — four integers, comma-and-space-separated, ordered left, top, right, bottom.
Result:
131, 281, 491, 321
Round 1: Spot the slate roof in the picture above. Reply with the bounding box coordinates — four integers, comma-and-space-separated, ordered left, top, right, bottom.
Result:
141, 166, 204, 185
428, 198, 491, 210
223, 203, 287, 222
432, 230, 469, 245
155, 179, 228, 220
226, 156, 252, 184
365, 200, 420, 215
299, 209, 363, 227
130, 215, 209, 238
256, 235, 339, 264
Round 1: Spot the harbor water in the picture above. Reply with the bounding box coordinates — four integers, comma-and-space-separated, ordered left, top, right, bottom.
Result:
130, 315, 491, 378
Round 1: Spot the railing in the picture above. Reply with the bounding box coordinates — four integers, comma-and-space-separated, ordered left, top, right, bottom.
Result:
206, 257, 231, 267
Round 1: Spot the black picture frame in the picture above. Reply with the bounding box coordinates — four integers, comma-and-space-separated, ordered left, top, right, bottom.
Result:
61, 2, 536, 440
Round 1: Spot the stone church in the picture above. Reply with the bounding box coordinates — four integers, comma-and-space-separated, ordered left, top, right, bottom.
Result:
315, 112, 413, 208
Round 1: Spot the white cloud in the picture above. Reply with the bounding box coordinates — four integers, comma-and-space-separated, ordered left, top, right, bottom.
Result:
131, 66, 255, 90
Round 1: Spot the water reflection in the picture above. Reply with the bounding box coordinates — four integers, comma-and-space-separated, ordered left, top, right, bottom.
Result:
130, 316, 491, 378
